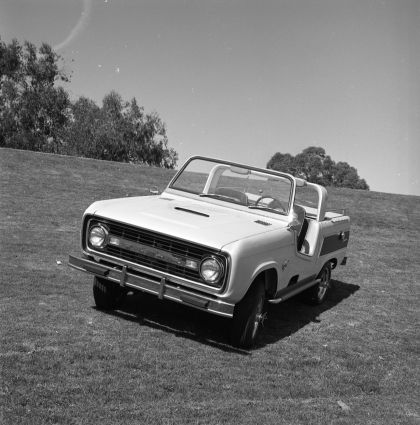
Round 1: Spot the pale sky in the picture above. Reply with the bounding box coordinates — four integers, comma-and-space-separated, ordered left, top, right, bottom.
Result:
1, 0, 419, 196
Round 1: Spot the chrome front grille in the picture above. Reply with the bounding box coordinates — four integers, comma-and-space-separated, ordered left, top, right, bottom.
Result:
84, 217, 227, 287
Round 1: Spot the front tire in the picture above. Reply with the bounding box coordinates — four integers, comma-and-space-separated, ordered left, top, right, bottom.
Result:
93, 277, 120, 310
303, 262, 332, 305
230, 281, 266, 348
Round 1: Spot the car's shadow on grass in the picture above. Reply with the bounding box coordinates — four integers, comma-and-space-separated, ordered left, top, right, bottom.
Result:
97, 279, 359, 354
256, 279, 360, 348
98, 291, 248, 354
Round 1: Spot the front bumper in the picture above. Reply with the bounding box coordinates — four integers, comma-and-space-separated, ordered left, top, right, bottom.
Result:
68, 255, 235, 318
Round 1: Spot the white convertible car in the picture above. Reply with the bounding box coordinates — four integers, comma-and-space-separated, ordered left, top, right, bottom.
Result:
69, 156, 350, 347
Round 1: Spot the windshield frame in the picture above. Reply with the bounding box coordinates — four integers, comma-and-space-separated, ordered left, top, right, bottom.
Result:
166, 156, 296, 216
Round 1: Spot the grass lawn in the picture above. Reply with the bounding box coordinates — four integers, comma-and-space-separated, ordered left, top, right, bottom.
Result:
1, 148, 419, 424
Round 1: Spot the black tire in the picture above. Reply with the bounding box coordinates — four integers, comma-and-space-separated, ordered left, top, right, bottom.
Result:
93, 277, 120, 310
302, 262, 332, 305
230, 281, 266, 348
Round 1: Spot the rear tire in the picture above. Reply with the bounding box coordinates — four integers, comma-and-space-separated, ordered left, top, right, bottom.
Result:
93, 277, 120, 310
230, 281, 266, 348
302, 263, 332, 305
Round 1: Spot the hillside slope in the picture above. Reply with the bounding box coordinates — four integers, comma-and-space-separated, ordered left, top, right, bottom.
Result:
1, 148, 419, 425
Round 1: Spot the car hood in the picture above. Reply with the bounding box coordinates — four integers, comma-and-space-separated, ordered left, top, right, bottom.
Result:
86, 195, 288, 249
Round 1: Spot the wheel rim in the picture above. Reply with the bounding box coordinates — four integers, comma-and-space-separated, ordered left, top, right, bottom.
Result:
250, 296, 265, 341
317, 267, 331, 300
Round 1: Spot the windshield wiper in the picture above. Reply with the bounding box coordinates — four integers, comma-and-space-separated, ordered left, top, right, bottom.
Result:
199, 193, 232, 201
248, 205, 285, 215
199, 193, 244, 205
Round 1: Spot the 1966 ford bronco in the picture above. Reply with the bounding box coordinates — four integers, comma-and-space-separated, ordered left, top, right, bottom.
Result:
69, 156, 350, 347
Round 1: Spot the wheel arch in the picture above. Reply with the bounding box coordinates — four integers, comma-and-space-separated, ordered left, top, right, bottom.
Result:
249, 265, 278, 299
320, 258, 336, 273
316, 259, 334, 279
329, 258, 338, 270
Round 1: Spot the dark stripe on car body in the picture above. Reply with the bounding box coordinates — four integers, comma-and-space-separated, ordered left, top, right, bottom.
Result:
320, 231, 350, 256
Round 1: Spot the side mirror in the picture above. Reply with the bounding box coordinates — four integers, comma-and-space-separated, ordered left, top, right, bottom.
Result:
149, 186, 160, 195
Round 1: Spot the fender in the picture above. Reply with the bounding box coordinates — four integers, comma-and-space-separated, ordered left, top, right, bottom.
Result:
223, 258, 281, 305
249, 260, 280, 290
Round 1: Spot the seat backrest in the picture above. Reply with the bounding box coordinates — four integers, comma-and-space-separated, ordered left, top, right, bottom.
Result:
215, 187, 248, 204
299, 220, 319, 256
293, 204, 305, 230
293, 204, 307, 251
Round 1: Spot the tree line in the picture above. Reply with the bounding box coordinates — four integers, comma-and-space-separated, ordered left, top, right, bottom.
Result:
0, 38, 178, 168
1, 38, 369, 188
267, 147, 369, 190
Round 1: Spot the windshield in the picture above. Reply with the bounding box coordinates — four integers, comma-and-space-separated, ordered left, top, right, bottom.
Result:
169, 157, 293, 215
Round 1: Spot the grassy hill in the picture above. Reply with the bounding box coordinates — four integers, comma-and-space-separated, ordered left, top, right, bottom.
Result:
1, 148, 419, 424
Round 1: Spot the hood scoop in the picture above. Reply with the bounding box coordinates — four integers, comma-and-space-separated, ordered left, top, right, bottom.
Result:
174, 206, 210, 218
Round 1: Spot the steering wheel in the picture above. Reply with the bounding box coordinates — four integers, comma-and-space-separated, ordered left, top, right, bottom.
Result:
254, 196, 286, 212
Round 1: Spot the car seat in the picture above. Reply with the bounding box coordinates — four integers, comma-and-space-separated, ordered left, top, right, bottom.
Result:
293, 204, 309, 251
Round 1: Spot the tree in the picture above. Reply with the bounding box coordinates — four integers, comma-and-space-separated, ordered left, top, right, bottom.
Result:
62, 96, 102, 157
1, 38, 178, 169
267, 146, 369, 190
0, 38, 70, 151
61, 91, 178, 168
333, 161, 369, 190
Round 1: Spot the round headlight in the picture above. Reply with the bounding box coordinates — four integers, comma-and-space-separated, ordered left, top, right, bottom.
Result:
200, 257, 224, 284
88, 224, 109, 248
